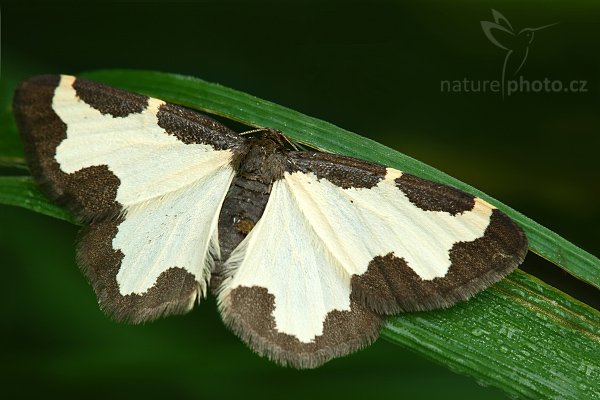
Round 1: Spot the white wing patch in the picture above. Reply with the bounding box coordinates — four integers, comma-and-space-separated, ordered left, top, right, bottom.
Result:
114, 168, 233, 295
221, 179, 352, 343
285, 169, 493, 280
221, 170, 494, 343
52, 75, 235, 295
53, 75, 232, 207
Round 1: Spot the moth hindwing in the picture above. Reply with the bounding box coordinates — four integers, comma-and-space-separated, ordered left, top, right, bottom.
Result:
13, 74, 528, 368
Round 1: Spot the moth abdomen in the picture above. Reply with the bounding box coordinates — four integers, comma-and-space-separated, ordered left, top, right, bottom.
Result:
217, 175, 272, 265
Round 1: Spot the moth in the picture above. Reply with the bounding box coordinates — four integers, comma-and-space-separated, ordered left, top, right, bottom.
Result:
13, 75, 528, 368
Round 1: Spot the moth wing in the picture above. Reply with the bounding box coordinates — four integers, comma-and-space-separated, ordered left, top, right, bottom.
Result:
14, 75, 242, 220
77, 170, 234, 322
217, 152, 526, 367
14, 75, 242, 321
285, 153, 528, 314
217, 174, 383, 368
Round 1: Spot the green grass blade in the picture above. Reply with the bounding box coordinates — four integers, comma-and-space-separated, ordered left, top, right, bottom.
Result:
382, 269, 600, 399
77, 69, 599, 289
0, 176, 76, 224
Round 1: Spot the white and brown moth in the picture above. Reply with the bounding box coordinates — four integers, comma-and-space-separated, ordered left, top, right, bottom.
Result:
13, 75, 528, 368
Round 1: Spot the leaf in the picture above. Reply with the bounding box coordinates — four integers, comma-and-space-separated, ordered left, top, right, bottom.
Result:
1, 69, 598, 399
382, 270, 600, 399
0, 176, 76, 224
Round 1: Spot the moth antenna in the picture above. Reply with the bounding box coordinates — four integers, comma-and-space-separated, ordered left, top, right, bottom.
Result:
239, 128, 270, 136
239, 127, 300, 151
286, 138, 300, 151
291, 141, 311, 151
277, 131, 300, 151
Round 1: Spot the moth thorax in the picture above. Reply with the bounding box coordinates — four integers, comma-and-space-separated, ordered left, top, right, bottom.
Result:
237, 138, 286, 182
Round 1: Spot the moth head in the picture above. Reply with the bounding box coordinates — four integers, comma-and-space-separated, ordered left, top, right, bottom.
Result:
232, 128, 288, 181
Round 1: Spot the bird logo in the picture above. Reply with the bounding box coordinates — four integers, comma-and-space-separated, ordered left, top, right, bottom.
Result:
481, 9, 557, 98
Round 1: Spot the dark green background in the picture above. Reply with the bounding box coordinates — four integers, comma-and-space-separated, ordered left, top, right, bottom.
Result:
1, 2, 598, 399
